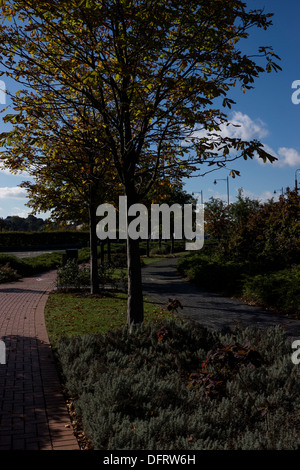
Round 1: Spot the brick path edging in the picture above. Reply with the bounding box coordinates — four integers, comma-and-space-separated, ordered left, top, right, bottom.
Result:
34, 281, 79, 450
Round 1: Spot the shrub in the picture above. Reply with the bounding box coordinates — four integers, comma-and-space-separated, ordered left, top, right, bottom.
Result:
227, 189, 300, 268
242, 265, 300, 315
177, 252, 300, 315
149, 243, 170, 256
55, 320, 300, 450
56, 257, 128, 291
56, 259, 90, 291
0, 252, 63, 277
0, 254, 27, 275
177, 252, 251, 296
0, 263, 20, 283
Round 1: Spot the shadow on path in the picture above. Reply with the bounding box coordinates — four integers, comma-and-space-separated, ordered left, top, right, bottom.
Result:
0, 334, 77, 450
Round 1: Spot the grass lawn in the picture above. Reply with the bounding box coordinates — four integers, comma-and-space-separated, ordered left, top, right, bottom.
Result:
45, 255, 176, 346
45, 291, 175, 345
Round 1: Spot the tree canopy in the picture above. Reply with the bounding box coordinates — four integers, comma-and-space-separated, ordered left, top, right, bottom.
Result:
0, 0, 281, 326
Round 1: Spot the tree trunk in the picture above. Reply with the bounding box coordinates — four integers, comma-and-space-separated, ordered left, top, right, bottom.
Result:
100, 241, 104, 265
107, 238, 111, 263
88, 196, 100, 295
126, 215, 144, 329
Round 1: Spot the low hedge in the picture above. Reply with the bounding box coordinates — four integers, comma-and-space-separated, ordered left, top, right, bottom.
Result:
177, 252, 254, 296
55, 319, 300, 450
0, 248, 93, 281
0, 252, 63, 278
0, 230, 89, 249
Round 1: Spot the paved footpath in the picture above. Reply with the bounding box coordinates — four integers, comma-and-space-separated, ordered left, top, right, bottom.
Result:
142, 257, 300, 342
0, 270, 79, 450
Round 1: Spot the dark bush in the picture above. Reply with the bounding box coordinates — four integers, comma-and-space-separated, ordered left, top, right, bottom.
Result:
242, 266, 300, 315
177, 252, 254, 296
0, 230, 89, 249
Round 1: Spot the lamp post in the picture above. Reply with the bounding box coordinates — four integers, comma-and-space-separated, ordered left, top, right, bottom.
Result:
295, 169, 300, 194
273, 187, 283, 196
214, 176, 230, 206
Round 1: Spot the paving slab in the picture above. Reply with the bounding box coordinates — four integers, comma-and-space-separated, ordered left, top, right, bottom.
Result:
0, 270, 79, 450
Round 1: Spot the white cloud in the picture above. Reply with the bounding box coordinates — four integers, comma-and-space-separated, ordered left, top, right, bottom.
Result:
207, 188, 281, 205
9, 207, 31, 218
190, 111, 300, 169
225, 111, 269, 141
191, 111, 269, 142
0, 186, 28, 199
276, 147, 300, 167
0, 168, 15, 176
241, 189, 280, 203
0, 167, 30, 177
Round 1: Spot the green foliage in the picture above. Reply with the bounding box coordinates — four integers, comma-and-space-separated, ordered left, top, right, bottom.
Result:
228, 189, 300, 268
204, 197, 232, 242
242, 266, 300, 315
181, 189, 300, 314
177, 251, 253, 296
0, 252, 61, 276
55, 320, 300, 450
56, 257, 128, 291
56, 259, 90, 290
204, 189, 300, 269
0, 0, 281, 324
178, 251, 300, 315
2, 214, 46, 232
0, 249, 91, 278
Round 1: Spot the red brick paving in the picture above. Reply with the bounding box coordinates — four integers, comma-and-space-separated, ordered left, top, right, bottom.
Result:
0, 271, 79, 450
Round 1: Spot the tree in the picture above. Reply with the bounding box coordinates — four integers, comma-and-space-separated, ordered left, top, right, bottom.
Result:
204, 188, 262, 253
204, 196, 231, 244
229, 188, 261, 228
228, 189, 300, 267
0, 93, 119, 294
0, 218, 6, 232
0, 0, 280, 327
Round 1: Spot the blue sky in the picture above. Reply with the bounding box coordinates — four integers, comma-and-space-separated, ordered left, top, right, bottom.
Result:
187, 0, 300, 206
0, 0, 300, 219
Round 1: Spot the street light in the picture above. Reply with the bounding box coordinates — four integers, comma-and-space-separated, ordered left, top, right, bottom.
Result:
214, 176, 230, 206
295, 169, 300, 194
273, 187, 283, 196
